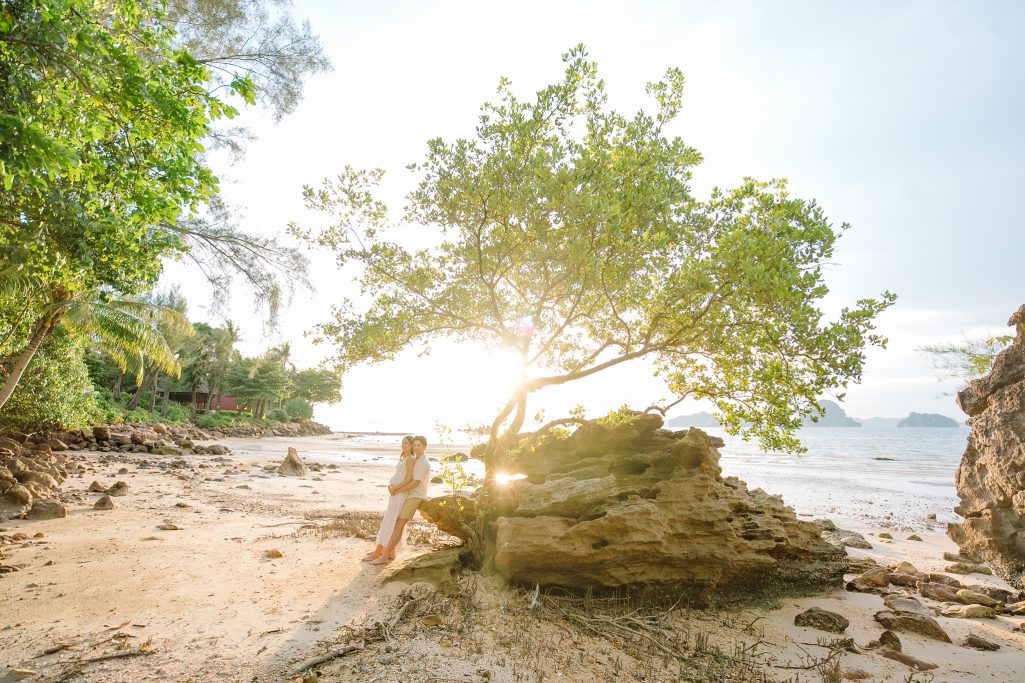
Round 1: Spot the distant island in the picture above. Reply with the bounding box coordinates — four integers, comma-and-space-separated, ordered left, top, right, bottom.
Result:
897, 412, 961, 428
667, 403, 964, 431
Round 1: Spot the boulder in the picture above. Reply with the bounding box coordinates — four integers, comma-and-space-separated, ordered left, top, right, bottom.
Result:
963, 634, 1000, 651
941, 604, 997, 618
889, 572, 919, 587
419, 495, 477, 540
277, 447, 308, 477
2, 484, 31, 506
873, 610, 951, 642
94, 495, 115, 511
25, 499, 66, 520
949, 304, 1025, 588
794, 607, 849, 633
918, 581, 960, 602
946, 562, 993, 575
883, 595, 931, 616
487, 416, 845, 599
380, 547, 464, 594
87, 481, 107, 493
92, 426, 111, 442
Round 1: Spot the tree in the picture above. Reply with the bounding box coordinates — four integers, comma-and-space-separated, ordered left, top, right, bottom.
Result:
294, 46, 895, 482
920, 335, 1012, 386
223, 357, 289, 418
289, 368, 342, 404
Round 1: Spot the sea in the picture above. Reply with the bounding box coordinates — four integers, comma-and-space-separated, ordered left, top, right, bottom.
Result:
267, 427, 970, 532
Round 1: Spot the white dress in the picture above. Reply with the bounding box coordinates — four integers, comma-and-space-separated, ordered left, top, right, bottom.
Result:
375, 458, 411, 546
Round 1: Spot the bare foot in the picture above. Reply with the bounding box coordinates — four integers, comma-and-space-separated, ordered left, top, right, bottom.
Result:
369, 555, 393, 565
361, 552, 381, 563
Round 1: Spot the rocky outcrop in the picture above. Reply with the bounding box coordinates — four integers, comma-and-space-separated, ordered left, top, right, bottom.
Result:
949, 304, 1025, 588
486, 414, 845, 600
0, 434, 78, 520
277, 447, 309, 477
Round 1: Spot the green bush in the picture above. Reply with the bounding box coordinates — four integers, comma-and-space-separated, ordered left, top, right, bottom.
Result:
266, 408, 290, 423
162, 401, 192, 424
0, 330, 98, 430
123, 407, 152, 424
93, 388, 127, 424
285, 398, 314, 422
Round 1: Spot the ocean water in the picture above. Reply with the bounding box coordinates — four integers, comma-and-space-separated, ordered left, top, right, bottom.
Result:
291, 427, 969, 531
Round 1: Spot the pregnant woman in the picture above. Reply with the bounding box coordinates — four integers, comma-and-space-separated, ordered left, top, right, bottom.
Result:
366, 435, 431, 565
362, 435, 415, 563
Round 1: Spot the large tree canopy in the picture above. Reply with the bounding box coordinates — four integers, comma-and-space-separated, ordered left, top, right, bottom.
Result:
294, 46, 896, 469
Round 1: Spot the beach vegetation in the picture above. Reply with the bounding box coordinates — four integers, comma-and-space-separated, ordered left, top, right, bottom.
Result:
294, 45, 896, 479
920, 335, 1012, 386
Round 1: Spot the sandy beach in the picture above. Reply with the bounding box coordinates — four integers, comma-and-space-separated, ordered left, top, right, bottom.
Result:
1, 434, 1023, 682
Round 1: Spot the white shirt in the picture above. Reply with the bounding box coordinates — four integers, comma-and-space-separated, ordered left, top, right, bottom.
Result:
408, 455, 431, 499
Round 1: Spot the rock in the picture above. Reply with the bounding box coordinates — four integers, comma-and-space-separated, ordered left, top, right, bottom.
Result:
817, 522, 873, 550
874, 611, 951, 642
25, 499, 66, 520
156, 523, 181, 531
207, 444, 229, 455
907, 534, 923, 541
87, 481, 107, 493
949, 304, 1025, 588
419, 495, 477, 540
488, 418, 846, 597
918, 581, 960, 602
963, 634, 1000, 650
964, 584, 1015, 603
841, 669, 872, 680
927, 513, 937, 520
941, 604, 997, 618
880, 650, 938, 671
105, 481, 129, 497
794, 607, 849, 633
889, 572, 919, 587
2, 484, 31, 505
277, 447, 308, 477
94, 495, 115, 511
894, 561, 918, 574
430, 476, 443, 484
944, 551, 976, 563
48, 439, 68, 452
883, 595, 931, 616
867, 630, 902, 651
92, 426, 111, 442
380, 547, 464, 594
878, 532, 893, 539
264, 549, 283, 559
946, 562, 993, 575
956, 588, 1001, 607
846, 556, 880, 574
921, 572, 962, 588
1008, 600, 1025, 615
117, 467, 128, 475
846, 567, 890, 592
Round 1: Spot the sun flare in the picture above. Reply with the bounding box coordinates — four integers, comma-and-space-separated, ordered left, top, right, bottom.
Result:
494, 472, 528, 485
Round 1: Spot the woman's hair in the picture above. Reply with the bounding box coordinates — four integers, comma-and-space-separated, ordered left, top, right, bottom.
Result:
400, 435, 413, 459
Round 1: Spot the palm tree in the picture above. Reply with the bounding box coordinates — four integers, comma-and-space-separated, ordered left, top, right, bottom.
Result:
209, 321, 241, 411
0, 278, 190, 412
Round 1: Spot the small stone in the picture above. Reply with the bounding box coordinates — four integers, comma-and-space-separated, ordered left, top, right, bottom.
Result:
894, 561, 918, 574
235, 484, 251, 490
87, 481, 107, 493
264, 549, 283, 559
794, 607, 849, 633
118, 467, 128, 475
921, 572, 962, 588
878, 532, 893, 539
1007, 600, 1025, 615
156, 523, 181, 531
927, 513, 937, 520
94, 495, 115, 511
907, 534, 923, 541
105, 481, 129, 497
841, 669, 872, 681
956, 589, 1001, 608
963, 634, 999, 651
946, 562, 993, 575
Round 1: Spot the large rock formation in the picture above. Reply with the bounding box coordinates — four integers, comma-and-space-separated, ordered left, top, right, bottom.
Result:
949, 304, 1025, 587
485, 414, 845, 600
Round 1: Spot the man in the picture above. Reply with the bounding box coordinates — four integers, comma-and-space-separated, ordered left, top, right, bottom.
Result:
371, 435, 430, 565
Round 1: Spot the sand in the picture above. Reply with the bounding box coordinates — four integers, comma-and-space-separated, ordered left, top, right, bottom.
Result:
0, 435, 1023, 682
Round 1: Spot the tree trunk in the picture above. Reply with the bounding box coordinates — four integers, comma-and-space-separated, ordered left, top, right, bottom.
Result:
148, 373, 158, 414
161, 387, 169, 418
190, 385, 198, 410
0, 313, 57, 411
126, 368, 157, 410
112, 369, 123, 402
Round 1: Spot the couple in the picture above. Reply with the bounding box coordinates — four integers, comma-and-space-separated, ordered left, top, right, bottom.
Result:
362, 434, 431, 565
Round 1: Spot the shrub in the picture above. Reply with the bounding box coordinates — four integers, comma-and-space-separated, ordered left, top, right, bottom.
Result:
267, 408, 290, 423
162, 401, 193, 424
0, 330, 97, 430
123, 407, 152, 424
284, 398, 313, 422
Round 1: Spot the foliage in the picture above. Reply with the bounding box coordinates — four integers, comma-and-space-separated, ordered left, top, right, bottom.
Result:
193, 409, 266, 428
284, 397, 313, 422
266, 407, 290, 423
0, 329, 96, 430
293, 45, 895, 464
920, 335, 1012, 386
435, 452, 481, 496
223, 357, 290, 417
288, 367, 342, 403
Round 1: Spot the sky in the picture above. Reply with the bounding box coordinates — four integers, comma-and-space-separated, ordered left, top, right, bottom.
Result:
164, 0, 1025, 434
